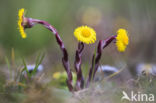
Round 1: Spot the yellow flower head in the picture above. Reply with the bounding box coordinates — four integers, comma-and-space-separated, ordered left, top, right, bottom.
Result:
53, 72, 61, 79
52, 71, 76, 84
74, 26, 96, 44
18, 8, 27, 38
116, 29, 129, 52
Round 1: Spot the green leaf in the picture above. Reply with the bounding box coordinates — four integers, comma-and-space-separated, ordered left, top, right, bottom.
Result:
32, 52, 45, 75
5, 56, 11, 78
22, 57, 30, 78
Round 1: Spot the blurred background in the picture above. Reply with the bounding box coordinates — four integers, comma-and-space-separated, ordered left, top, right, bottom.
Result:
0, 0, 156, 62
0, 0, 156, 65
0, 0, 156, 102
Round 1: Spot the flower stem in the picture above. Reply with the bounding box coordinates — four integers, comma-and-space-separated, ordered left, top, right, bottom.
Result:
87, 35, 116, 87
30, 18, 73, 91
74, 42, 84, 90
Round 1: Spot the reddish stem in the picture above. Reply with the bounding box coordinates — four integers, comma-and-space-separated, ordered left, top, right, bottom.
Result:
29, 18, 73, 91
87, 35, 116, 87
74, 42, 84, 90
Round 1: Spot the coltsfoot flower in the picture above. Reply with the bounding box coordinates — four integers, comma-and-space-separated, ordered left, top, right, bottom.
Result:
18, 8, 27, 38
53, 72, 61, 79
74, 26, 96, 44
52, 71, 77, 89
116, 29, 129, 52
53, 71, 76, 81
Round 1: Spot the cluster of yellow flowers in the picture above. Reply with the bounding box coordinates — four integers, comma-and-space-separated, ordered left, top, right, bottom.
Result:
73, 26, 129, 52
17, 8, 130, 91
18, 8, 129, 52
